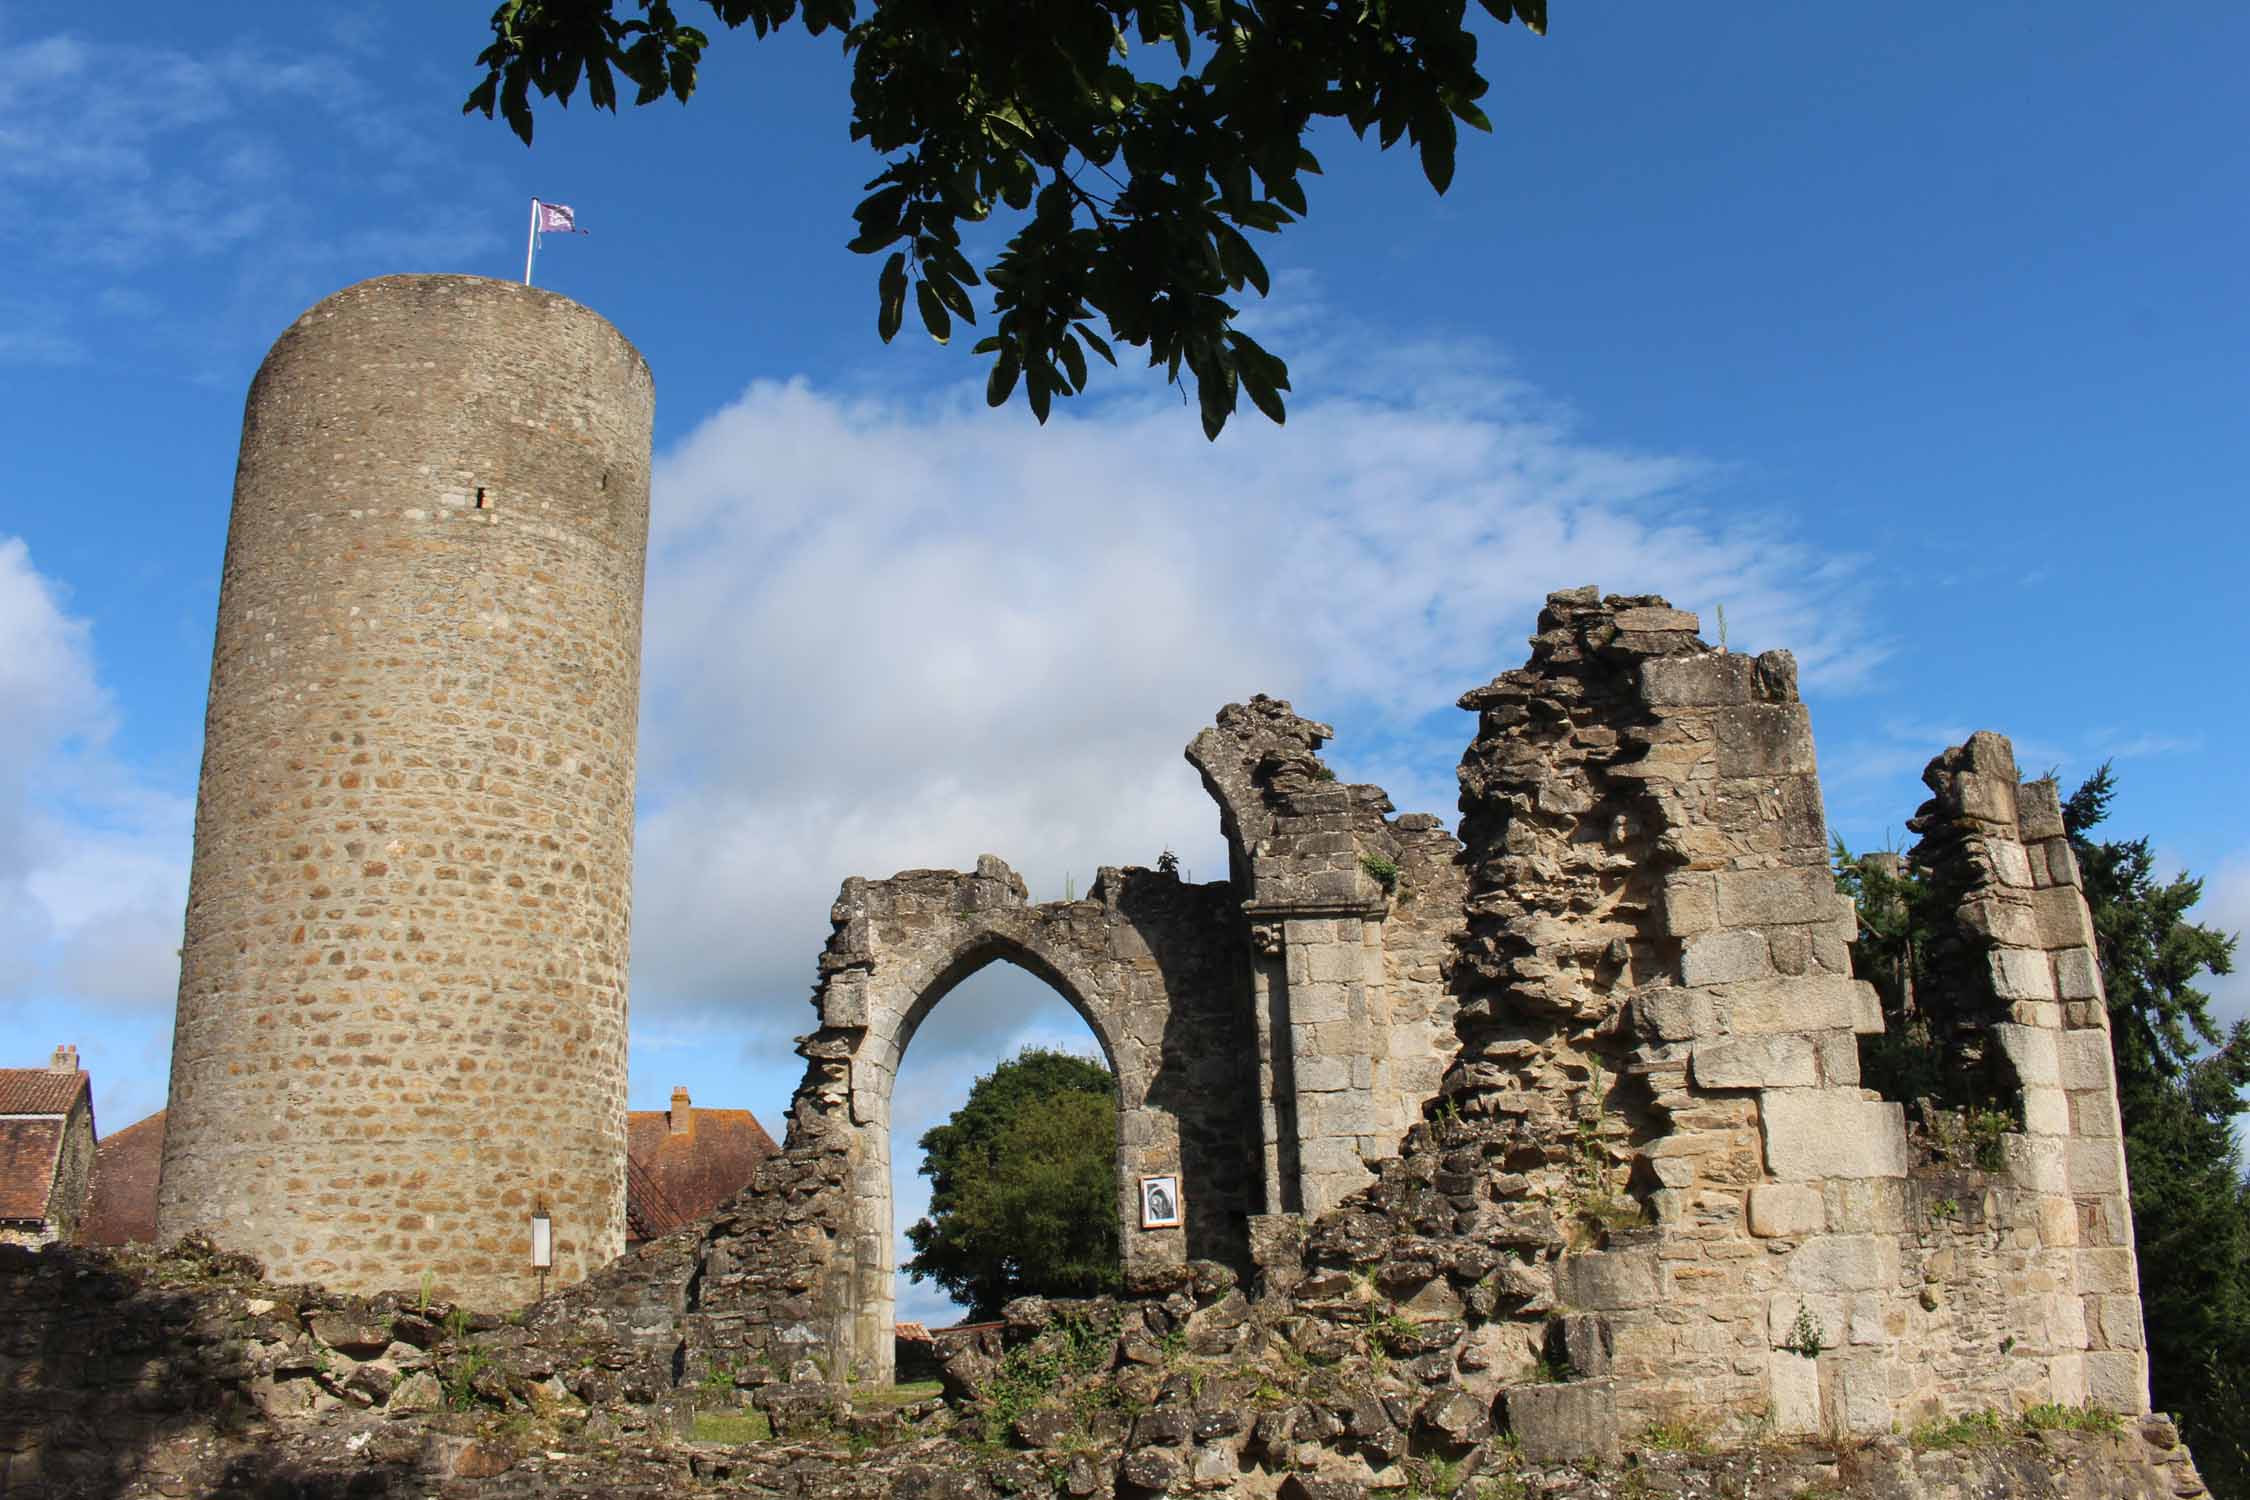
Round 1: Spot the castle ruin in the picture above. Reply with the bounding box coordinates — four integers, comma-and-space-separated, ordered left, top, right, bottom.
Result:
156, 278, 2150, 1453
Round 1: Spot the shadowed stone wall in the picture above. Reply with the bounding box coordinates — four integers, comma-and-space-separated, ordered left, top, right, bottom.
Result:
157, 275, 651, 1306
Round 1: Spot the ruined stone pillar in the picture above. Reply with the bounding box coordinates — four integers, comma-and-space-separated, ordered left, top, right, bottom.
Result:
1913, 734, 2149, 1412
157, 275, 651, 1305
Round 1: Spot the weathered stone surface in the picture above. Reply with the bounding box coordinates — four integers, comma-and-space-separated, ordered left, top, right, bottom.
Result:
159, 276, 648, 1305
1504, 1380, 1619, 1463
1747, 1184, 1825, 1239
1692, 1036, 1819, 1090
1760, 1091, 1909, 1181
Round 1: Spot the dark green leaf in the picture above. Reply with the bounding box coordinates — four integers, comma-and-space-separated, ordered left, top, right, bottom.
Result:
916, 279, 951, 343
986, 349, 1021, 406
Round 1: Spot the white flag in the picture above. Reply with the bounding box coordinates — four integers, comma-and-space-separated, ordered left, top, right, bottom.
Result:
535, 201, 583, 234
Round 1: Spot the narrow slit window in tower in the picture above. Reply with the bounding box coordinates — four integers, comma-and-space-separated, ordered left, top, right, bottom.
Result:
475, 486, 490, 510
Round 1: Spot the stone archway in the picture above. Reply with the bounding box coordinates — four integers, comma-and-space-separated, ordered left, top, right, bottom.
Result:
807, 857, 1260, 1383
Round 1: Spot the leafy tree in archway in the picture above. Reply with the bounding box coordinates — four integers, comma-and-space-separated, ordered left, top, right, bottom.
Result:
463, 0, 1546, 438
904, 1047, 1122, 1319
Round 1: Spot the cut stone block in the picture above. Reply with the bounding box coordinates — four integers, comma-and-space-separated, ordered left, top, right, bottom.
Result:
2098, 1294, 2146, 1352
1640, 651, 1758, 707
2055, 947, 2103, 1001
819, 971, 869, 1028
1850, 982, 1884, 1035
2018, 778, 2067, 841
1631, 987, 1715, 1042
1785, 1234, 1895, 1294
1554, 1249, 1661, 1311
1548, 1312, 1614, 1377
2021, 1086, 2071, 1137
1502, 1380, 1619, 1464
1692, 1035, 1818, 1089
1714, 866, 1837, 926
1711, 975, 1863, 1035
2075, 1247, 2139, 1296
2056, 1031, 2113, 1091
1767, 1352, 1821, 1434
1990, 947, 2056, 1001
1996, 1025, 2061, 1086
2031, 884, 2096, 950
1716, 704, 1817, 777
1760, 1089, 1908, 1181
1747, 1183, 1825, 1239
1656, 873, 1717, 937
1990, 838, 2035, 888
1962, 895, 2039, 947
2067, 1138, 2126, 1197
2083, 1350, 2149, 1412
1681, 930, 1773, 986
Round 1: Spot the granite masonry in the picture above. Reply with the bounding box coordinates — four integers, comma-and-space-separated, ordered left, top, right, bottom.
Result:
156, 275, 653, 1305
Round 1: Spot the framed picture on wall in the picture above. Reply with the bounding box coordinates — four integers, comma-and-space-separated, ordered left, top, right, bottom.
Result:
1138, 1174, 1183, 1229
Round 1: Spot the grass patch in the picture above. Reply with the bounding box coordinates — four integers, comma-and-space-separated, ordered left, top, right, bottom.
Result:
1909, 1408, 2010, 1450
2020, 1402, 2124, 1436
1638, 1418, 1711, 1453
692, 1410, 773, 1445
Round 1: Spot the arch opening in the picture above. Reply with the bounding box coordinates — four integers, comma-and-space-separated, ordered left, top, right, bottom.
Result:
888, 958, 1123, 1351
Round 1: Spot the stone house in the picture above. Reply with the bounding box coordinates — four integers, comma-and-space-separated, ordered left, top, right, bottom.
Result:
0, 1046, 97, 1248
623, 1089, 779, 1244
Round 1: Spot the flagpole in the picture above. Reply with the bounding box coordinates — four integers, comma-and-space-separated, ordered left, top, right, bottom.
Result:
524, 198, 539, 286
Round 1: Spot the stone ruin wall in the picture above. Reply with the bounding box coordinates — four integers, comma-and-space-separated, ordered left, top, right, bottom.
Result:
666, 857, 1262, 1387
563, 586, 2150, 1451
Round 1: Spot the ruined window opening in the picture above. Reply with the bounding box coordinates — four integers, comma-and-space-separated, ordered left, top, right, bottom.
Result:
474, 486, 490, 510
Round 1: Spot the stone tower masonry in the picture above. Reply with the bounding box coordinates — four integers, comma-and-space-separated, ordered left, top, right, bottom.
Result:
157, 275, 652, 1305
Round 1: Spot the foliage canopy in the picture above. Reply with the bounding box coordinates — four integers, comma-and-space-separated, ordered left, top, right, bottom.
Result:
903, 1046, 1122, 1320
464, 0, 1545, 437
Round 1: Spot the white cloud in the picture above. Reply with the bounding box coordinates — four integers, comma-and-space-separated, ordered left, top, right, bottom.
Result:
0, 22, 502, 367
0, 537, 189, 1016
629, 351, 1882, 1069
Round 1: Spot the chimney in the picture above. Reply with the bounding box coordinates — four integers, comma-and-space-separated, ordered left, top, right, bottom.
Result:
49, 1044, 78, 1073
669, 1086, 693, 1135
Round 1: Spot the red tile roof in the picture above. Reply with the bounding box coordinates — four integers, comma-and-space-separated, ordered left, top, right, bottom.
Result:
624, 1100, 779, 1239
0, 1118, 66, 1222
81, 1109, 167, 1247
0, 1068, 90, 1116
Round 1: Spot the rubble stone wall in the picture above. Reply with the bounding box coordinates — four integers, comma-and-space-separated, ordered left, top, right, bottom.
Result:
1263, 590, 2156, 1446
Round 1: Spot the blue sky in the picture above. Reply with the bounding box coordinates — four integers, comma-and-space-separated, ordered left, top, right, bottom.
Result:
2, 2, 2244, 1324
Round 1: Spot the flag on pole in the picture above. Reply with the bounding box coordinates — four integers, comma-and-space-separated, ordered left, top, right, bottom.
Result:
524, 198, 587, 285
536, 200, 585, 235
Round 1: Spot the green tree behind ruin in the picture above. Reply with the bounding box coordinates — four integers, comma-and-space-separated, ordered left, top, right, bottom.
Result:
904, 1047, 1122, 1319
1838, 766, 2249, 1494
462, 0, 1545, 438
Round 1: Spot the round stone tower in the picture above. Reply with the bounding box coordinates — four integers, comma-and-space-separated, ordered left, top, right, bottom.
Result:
157, 275, 652, 1305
